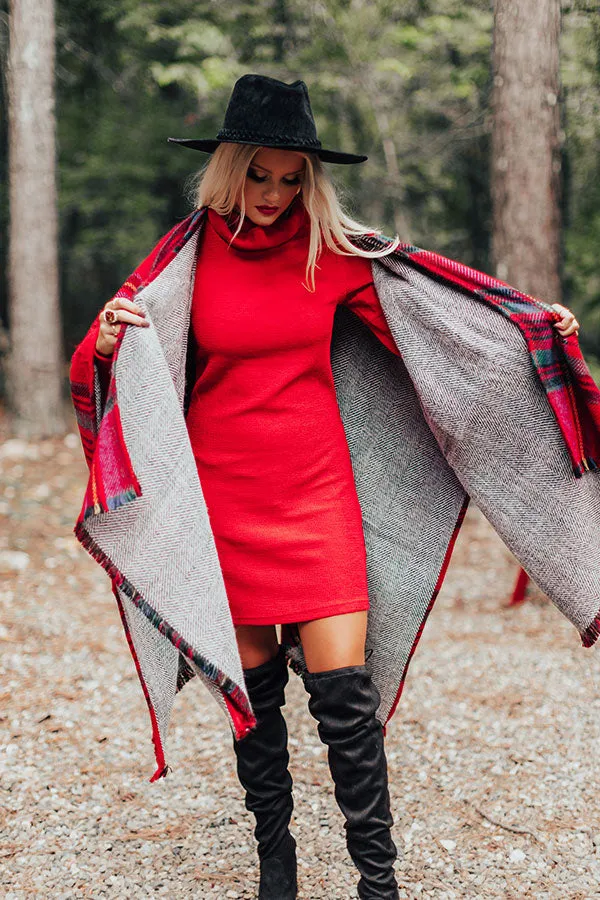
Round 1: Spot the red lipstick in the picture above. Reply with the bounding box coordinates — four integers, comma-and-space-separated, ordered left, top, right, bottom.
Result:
256, 205, 279, 214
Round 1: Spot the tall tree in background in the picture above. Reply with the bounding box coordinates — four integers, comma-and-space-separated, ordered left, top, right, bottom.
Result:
491, 0, 562, 302
7, 0, 64, 435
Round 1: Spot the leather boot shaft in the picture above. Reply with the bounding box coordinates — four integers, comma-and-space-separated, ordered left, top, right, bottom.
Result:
303, 665, 399, 900
233, 646, 297, 899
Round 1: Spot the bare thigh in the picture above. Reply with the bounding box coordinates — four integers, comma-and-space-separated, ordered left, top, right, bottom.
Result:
297, 610, 368, 673
235, 623, 280, 669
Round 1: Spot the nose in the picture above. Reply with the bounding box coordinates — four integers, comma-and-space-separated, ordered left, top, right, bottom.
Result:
263, 183, 280, 203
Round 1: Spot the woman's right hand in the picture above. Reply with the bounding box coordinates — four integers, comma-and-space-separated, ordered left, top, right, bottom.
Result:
95, 297, 150, 357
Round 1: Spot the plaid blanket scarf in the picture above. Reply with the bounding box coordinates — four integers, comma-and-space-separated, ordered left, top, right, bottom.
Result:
70, 208, 600, 782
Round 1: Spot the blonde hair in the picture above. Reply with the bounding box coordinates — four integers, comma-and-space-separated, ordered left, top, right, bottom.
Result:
190, 142, 400, 291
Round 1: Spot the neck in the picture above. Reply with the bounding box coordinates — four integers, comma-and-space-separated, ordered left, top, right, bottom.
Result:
207, 196, 309, 251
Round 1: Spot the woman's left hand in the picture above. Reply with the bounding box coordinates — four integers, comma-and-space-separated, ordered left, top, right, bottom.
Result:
551, 303, 580, 338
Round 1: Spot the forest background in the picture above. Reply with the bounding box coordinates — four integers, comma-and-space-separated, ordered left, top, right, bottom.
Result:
0, 0, 599, 382
4, 5, 600, 896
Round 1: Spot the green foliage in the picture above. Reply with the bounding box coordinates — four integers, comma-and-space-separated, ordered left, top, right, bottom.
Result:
0, 0, 598, 364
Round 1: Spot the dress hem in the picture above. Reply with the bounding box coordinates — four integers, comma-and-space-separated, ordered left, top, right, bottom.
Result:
231, 596, 370, 626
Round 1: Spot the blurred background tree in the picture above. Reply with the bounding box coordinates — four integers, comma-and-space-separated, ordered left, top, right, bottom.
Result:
0, 0, 599, 417
491, 0, 562, 304
6, 0, 64, 437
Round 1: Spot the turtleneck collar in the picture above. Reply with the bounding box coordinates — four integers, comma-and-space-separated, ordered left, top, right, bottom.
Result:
206, 196, 309, 252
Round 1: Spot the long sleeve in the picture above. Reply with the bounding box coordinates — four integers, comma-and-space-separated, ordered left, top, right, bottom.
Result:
340, 269, 401, 358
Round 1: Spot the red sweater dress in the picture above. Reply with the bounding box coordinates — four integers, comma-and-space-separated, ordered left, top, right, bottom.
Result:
184, 198, 401, 625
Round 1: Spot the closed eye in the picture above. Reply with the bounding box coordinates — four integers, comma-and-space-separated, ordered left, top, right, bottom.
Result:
247, 168, 303, 186
247, 169, 268, 183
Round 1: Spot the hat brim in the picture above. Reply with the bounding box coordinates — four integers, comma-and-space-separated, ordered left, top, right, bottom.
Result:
167, 137, 367, 165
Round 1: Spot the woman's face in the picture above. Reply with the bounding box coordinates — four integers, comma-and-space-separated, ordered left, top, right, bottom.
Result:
241, 147, 306, 226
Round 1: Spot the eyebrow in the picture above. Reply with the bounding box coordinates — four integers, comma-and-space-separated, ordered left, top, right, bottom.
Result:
250, 163, 305, 175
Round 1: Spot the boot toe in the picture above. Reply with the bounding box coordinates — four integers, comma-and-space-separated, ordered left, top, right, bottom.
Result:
258, 845, 298, 899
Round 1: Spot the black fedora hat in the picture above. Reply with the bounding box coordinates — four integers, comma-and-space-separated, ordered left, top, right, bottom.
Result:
168, 74, 367, 165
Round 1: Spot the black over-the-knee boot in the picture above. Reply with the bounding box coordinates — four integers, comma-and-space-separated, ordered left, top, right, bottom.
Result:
233, 645, 297, 900
303, 665, 399, 900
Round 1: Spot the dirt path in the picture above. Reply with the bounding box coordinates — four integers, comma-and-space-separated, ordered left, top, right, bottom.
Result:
2, 411, 599, 899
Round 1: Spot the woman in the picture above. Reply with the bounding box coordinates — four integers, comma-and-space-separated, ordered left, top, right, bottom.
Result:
72, 75, 588, 900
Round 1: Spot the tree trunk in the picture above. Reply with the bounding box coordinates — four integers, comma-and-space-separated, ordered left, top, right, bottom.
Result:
491, 0, 562, 302
7, 0, 64, 436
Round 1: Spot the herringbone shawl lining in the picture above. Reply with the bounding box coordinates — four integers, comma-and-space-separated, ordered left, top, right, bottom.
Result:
372, 257, 600, 632
324, 303, 467, 717
79, 237, 248, 756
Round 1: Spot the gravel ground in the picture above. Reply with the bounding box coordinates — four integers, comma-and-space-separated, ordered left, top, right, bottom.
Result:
2, 409, 600, 899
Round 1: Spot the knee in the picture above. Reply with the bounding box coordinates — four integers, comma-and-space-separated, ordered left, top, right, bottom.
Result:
235, 623, 280, 669
298, 611, 368, 673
